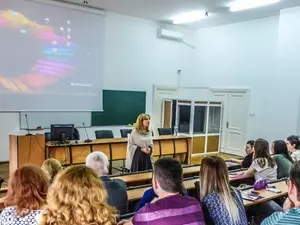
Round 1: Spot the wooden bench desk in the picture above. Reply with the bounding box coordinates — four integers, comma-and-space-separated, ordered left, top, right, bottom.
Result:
46, 135, 192, 173
113, 165, 200, 185
114, 162, 241, 186
127, 173, 252, 201
243, 180, 288, 207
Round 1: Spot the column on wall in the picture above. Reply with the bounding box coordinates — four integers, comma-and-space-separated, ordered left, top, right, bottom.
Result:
277, 7, 300, 134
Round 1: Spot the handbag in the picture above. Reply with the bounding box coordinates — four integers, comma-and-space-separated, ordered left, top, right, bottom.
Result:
253, 179, 267, 190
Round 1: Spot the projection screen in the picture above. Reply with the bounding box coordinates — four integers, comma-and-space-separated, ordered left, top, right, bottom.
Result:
0, 0, 104, 111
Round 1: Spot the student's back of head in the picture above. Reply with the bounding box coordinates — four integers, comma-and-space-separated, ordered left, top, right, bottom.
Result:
41, 158, 63, 183
200, 156, 247, 225
272, 140, 294, 163
86, 151, 109, 176
254, 138, 276, 168
40, 165, 117, 225
5, 165, 48, 215
132, 158, 206, 225
152, 157, 182, 195
0, 165, 48, 225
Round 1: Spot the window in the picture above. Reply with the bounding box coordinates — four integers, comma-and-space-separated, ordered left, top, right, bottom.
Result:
193, 106, 207, 134
208, 106, 221, 133
178, 105, 191, 134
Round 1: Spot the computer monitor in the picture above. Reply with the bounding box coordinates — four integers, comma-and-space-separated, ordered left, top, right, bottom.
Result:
50, 124, 74, 142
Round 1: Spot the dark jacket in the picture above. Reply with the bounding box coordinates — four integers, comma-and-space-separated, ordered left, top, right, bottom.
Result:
101, 176, 128, 215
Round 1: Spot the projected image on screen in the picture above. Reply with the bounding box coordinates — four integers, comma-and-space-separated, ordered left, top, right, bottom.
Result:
0, 10, 79, 93
0, 0, 104, 111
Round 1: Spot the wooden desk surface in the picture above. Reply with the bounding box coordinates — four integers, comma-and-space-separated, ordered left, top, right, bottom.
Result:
128, 173, 250, 201
243, 181, 288, 207
46, 135, 191, 147
114, 166, 200, 184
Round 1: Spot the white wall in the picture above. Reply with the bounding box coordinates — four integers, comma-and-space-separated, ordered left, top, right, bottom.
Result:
184, 13, 300, 142
0, 11, 195, 161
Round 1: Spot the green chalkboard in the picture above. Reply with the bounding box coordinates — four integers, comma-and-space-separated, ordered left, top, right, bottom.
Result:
91, 90, 146, 126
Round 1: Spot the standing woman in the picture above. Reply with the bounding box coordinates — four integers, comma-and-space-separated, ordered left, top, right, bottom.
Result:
126, 114, 153, 172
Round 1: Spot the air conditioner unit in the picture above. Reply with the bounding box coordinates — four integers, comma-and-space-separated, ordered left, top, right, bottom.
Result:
157, 28, 184, 41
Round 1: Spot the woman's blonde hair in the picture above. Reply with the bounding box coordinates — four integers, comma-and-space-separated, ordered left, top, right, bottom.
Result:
40, 165, 117, 225
41, 158, 63, 183
199, 156, 240, 223
135, 113, 151, 133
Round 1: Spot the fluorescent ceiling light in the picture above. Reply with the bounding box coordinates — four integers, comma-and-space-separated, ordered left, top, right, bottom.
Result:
230, 0, 280, 12
172, 11, 207, 24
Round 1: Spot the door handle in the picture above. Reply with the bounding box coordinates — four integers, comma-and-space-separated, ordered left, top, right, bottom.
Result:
226, 122, 229, 128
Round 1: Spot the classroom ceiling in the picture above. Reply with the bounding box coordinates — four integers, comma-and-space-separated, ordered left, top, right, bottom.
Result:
70, 0, 300, 28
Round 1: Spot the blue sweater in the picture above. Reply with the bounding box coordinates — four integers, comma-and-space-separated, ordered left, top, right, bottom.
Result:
135, 188, 189, 212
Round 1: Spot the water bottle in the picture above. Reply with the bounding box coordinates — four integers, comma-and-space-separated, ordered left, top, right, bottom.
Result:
174, 126, 178, 136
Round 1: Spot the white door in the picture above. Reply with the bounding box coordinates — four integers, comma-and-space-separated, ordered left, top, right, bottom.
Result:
152, 86, 177, 135
211, 90, 249, 156
225, 93, 249, 155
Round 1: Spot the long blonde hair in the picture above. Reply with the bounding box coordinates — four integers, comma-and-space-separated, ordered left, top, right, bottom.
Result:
135, 113, 151, 134
40, 165, 117, 225
41, 158, 63, 183
199, 156, 240, 223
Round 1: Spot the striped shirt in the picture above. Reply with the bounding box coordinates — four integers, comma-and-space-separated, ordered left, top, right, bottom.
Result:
261, 208, 300, 225
132, 194, 206, 225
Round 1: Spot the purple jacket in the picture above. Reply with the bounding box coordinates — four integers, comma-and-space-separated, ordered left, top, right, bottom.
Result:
132, 194, 206, 225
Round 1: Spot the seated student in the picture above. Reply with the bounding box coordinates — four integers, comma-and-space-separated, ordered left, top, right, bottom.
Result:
286, 135, 300, 162
199, 156, 247, 225
271, 140, 294, 179
229, 140, 255, 168
261, 161, 300, 225
242, 138, 277, 182
135, 184, 188, 212
41, 158, 63, 184
0, 165, 48, 225
86, 151, 128, 214
40, 165, 117, 225
120, 157, 206, 225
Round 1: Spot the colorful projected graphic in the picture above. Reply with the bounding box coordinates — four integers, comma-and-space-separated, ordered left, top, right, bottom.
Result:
0, 10, 79, 92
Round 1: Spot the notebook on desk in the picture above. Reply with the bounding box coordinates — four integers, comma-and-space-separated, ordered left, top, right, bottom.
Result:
242, 190, 264, 201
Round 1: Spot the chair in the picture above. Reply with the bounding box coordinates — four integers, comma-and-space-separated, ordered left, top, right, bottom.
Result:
194, 181, 200, 201
95, 130, 114, 139
73, 128, 80, 140
0, 177, 4, 189
157, 128, 172, 136
45, 132, 52, 142
120, 129, 132, 138
104, 178, 128, 215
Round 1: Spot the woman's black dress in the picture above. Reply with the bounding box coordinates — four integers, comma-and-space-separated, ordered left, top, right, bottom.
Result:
131, 146, 152, 172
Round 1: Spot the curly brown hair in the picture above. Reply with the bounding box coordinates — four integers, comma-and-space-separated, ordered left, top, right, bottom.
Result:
5, 165, 48, 216
40, 165, 117, 225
